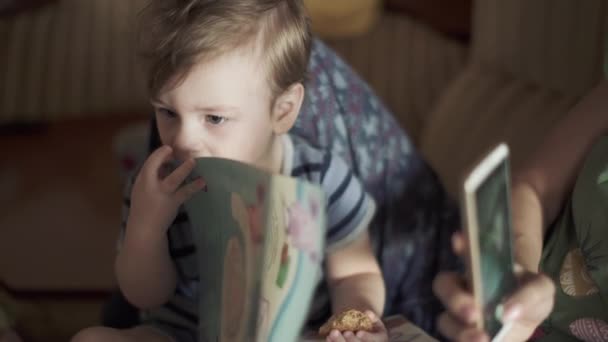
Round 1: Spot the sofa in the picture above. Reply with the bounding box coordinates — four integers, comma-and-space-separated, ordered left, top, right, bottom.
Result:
0, 0, 606, 340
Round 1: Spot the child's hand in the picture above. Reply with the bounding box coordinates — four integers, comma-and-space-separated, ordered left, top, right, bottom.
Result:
326, 311, 388, 342
129, 145, 206, 232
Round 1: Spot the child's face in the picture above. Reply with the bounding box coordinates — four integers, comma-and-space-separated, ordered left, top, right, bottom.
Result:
152, 50, 280, 171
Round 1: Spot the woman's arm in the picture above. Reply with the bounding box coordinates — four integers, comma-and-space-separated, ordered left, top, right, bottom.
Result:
511, 80, 608, 272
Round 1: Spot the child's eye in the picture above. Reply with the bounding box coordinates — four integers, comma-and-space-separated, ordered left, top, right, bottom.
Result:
206, 115, 227, 125
157, 108, 177, 119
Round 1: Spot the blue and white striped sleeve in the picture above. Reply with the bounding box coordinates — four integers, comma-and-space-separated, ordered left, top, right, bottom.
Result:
321, 153, 376, 253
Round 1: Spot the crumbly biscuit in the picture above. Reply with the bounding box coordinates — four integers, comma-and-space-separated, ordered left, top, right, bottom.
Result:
319, 309, 374, 336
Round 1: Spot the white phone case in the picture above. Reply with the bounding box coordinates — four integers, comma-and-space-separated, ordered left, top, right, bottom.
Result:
461, 143, 513, 342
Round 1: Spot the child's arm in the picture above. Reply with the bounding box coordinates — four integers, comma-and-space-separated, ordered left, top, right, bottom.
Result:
115, 219, 178, 310
115, 146, 205, 310
325, 230, 385, 317
512, 80, 608, 272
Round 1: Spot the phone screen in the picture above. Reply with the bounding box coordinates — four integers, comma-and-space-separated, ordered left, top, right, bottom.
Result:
474, 159, 518, 338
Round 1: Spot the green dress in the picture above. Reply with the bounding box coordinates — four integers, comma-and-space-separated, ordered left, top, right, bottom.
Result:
538, 136, 608, 341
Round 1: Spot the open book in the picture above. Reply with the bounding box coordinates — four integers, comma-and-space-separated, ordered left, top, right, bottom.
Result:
184, 157, 438, 342
184, 157, 326, 342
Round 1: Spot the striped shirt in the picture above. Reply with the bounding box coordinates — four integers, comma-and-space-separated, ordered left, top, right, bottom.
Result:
119, 133, 376, 333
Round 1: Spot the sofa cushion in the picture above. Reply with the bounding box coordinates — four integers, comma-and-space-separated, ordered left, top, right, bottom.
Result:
420, 64, 579, 197
304, 0, 382, 38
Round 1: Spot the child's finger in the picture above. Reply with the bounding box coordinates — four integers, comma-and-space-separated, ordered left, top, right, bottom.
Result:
355, 331, 373, 341
355, 331, 368, 340
174, 177, 207, 204
326, 330, 346, 342
343, 331, 358, 342
364, 310, 378, 323
143, 145, 174, 176
162, 159, 195, 193
432, 272, 478, 324
365, 314, 387, 335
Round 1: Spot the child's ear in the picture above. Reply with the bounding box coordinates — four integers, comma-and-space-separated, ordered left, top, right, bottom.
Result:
271, 83, 304, 135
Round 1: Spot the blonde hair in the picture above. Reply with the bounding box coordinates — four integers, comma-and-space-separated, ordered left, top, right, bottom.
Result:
138, 0, 312, 99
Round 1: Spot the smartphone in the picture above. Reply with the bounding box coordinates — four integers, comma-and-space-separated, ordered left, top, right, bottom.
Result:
461, 143, 518, 341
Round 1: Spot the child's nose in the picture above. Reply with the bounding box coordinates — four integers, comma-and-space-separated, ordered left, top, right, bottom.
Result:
173, 129, 206, 159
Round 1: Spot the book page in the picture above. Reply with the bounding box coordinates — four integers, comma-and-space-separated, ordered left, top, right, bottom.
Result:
257, 176, 326, 342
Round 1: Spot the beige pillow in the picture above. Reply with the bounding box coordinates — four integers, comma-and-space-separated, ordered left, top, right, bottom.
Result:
420, 64, 578, 197
304, 0, 382, 38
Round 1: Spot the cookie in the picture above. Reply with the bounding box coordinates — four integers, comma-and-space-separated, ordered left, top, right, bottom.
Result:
319, 309, 374, 336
